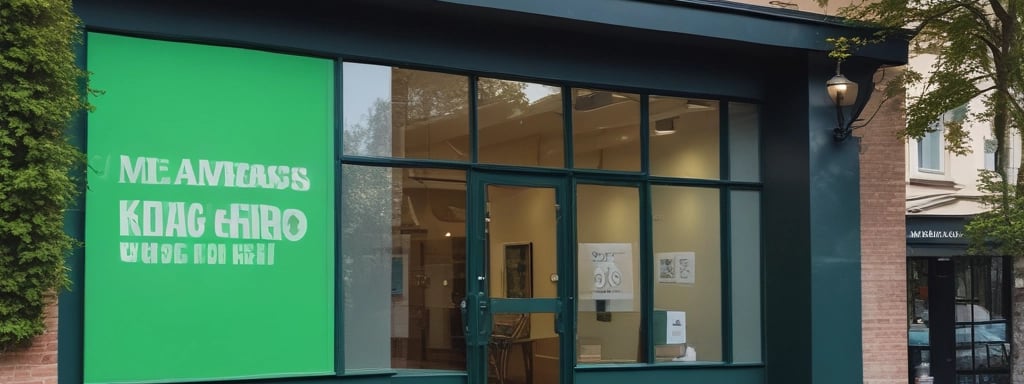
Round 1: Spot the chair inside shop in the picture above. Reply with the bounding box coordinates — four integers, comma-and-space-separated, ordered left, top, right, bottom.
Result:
488, 314, 530, 384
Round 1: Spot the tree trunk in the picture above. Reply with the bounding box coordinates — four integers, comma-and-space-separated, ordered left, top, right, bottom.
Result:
1001, 0, 1023, 380
1013, 256, 1024, 381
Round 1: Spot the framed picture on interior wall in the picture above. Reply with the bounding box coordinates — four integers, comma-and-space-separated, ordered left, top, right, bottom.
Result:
503, 242, 533, 298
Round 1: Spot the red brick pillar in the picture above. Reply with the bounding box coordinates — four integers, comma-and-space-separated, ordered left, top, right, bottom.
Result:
858, 67, 909, 384
0, 300, 58, 384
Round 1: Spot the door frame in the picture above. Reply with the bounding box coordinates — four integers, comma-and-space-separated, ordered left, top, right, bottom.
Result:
465, 170, 574, 384
929, 258, 956, 383
909, 256, 1014, 384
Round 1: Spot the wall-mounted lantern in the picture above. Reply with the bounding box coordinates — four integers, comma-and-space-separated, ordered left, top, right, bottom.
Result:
827, 67, 860, 141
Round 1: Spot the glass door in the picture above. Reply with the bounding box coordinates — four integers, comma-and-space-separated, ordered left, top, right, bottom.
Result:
908, 257, 1012, 384
953, 257, 1010, 384
908, 258, 961, 384
464, 172, 570, 384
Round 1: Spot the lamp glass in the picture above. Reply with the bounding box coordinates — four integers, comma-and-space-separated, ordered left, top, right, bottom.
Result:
826, 74, 859, 107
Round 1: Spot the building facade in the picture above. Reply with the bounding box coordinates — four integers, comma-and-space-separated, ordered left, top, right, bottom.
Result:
0, 1, 908, 384
902, 51, 1018, 383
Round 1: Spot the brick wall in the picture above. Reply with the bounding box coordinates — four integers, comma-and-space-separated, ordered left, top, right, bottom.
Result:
858, 67, 909, 384
0, 300, 59, 384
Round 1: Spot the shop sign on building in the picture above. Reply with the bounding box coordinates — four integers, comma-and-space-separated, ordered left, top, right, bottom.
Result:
84, 33, 335, 383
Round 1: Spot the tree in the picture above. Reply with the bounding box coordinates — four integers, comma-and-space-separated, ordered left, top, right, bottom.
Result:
0, 0, 86, 351
833, 0, 1023, 377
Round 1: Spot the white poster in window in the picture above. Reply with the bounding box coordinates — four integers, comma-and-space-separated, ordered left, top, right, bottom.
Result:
657, 253, 676, 283
579, 243, 634, 301
676, 252, 695, 285
666, 311, 686, 344
656, 252, 695, 284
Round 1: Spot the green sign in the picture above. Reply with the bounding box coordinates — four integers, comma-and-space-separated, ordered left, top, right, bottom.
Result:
84, 33, 334, 383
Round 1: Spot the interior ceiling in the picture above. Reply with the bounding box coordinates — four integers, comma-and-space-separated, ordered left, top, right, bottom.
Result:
399, 82, 719, 157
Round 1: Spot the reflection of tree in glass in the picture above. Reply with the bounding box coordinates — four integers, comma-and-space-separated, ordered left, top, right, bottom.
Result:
341, 70, 530, 311
342, 99, 394, 313
393, 69, 529, 122
477, 78, 528, 111
344, 98, 392, 156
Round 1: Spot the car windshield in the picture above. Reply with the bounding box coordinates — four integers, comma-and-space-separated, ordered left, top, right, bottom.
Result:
957, 322, 1006, 344
908, 322, 1007, 346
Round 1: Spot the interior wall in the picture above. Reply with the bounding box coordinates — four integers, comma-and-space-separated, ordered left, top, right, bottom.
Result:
651, 186, 722, 361
576, 184, 642, 362
649, 109, 720, 179
487, 186, 558, 338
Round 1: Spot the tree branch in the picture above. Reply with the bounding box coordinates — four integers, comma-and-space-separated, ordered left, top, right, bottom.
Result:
987, 0, 1010, 24
851, 66, 898, 129
912, 1, 1000, 47
957, 0, 1001, 37
966, 31, 1004, 64
966, 74, 996, 84
975, 84, 997, 94
1006, 92, 1024, 122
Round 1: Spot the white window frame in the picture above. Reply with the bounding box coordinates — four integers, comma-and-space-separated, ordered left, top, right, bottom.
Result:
911, 109, 962, 180
916, 120, 945, 174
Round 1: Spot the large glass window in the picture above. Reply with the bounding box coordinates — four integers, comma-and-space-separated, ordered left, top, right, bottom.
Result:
729, 103, 760, 182
576, 184, 642, 363
917, 105, 966, 174
918, 125, 944, 172
343, 63, 471, 161
477, 79, 564, 167
340, 63, 765, 371
651, 186, 721, 362
572, 88, 641, 172
341, 165, 467, 371
954, 257, 1009, 380
730, 190, 762, 362
649, 96, 719, 179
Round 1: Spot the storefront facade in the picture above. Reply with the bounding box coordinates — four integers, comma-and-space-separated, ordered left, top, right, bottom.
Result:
63, 1, 907, 384
906, 216, 1012, 384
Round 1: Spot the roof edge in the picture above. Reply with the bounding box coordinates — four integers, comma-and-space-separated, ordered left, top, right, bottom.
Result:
440, 0, 908, 64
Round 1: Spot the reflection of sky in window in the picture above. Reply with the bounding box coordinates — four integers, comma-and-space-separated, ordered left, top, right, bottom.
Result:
342, 63, 391, 128
524, 83, 559, 104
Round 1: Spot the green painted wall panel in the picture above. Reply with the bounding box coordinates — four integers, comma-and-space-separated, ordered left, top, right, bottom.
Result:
806, 54, 864, 384
575, 365, 764, 383
761, 56, 812, 384
84, 33, 335, 383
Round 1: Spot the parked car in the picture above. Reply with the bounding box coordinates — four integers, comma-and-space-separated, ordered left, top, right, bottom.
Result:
908, 322, 1009, 371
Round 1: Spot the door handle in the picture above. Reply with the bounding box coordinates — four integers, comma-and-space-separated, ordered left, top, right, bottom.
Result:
476, 292, 492, 346
460, 297, 469, 339
461, 292, 492, 347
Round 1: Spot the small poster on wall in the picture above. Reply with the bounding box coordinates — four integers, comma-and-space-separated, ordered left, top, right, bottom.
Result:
656, 252, 695, 285
579, 243, 634, 301
665, 311, 686, 344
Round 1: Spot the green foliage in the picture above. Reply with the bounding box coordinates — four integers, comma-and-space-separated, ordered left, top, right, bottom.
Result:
966, 171, 1024, 256
826, 36, 869, 64
0, 0, 85, 351
834, 0, 1023, 158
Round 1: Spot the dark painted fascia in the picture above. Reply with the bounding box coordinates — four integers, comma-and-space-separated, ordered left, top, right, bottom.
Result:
438, 0, 908, 64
